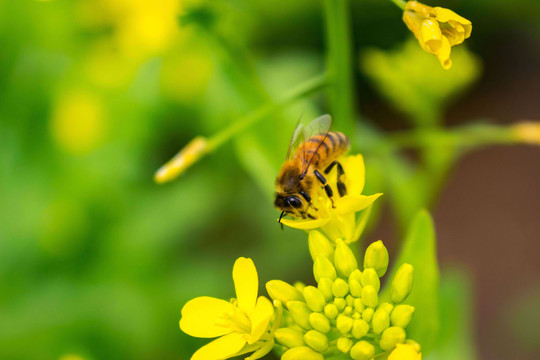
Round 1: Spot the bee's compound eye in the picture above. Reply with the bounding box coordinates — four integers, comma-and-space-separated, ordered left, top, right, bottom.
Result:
287, 196, 303, 209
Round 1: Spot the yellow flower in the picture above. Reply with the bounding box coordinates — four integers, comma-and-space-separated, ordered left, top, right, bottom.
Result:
280, 155, 382, 243
388, 343, 422, 360
180, 258, 275, 360
403, 1, 472, 69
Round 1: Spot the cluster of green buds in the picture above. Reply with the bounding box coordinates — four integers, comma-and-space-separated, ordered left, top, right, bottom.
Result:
266, 231, 418, 360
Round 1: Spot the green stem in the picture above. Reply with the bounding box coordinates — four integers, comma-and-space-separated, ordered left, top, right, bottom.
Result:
208, 74, 329, 150
389, 0, 407, 11
323, 0, 355, 134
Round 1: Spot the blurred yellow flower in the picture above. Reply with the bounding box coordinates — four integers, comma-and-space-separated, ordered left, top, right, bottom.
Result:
388, 343, 422, 360
512, 122, 540, 145
403, 1, 472, 69
180, 258, 275, 360
280, 155, 382, 243
50, 90, 106, 155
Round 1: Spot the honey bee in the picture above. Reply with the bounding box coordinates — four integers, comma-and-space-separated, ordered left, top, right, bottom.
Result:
275, 115, 350, 223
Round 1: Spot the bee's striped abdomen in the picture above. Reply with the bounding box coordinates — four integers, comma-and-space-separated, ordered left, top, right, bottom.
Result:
295, 131, 349, 169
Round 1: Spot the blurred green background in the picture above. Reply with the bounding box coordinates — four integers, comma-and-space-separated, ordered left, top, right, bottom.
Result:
1, 0, 540, 359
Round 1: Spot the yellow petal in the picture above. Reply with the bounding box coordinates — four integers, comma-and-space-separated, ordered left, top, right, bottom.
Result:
248, 296, 274, 344
341, 154, 365, 195
420, 19, 443, 54
388, 343, 422, 360
435, 36, 452, 70
280, 217, 330, 230
180, 296, 234, 338
191, 332, 247, 360
233, 257, 258, 316
334, 194, 382, 215
433, 7, 471, 26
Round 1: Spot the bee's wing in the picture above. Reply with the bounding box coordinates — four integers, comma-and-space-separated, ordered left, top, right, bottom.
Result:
286, 120, 305, 160
300, 114, 332, 175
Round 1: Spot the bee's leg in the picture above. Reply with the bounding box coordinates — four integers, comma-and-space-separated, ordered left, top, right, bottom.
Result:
314, 170, 335, 208
324, 160, 347, 197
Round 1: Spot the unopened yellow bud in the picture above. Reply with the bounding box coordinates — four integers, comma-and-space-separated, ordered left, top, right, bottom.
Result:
406, 339, 422, 353
349, 269, 363, 283
363, 240, 389, 277
266, 280, 304, 305
309, 312, 331, 333
309, 231, 334, 260
324, 303, 338, 319
352, 319, 369, 339
314, 256, 337, 282
317, 278, 334, 301
336, 314, 353, 334
350, 340, 375, 360
389, 343, 422, 360
360, 268, 380, 292
361, 285, 378, 308
304, 330, 329, 352
391, 305, 415, 328
282, 346, 324, 360
346, 295, 355, 306
362, 308, 374, 322
332, 278, 349, 298
391, 263, 414, 303
303, 286, 327, 312
349, 279, 363, 297
354, 298, 365, 313
344, 306, 353, 315
275, 328, 305, 348
287, 301, 312, 330
378, 302, 394, 314
380, 326, 406, 351
334, 297, 347, 311
294, 281, 306, 293
372, 308, 390, 334
337, 337, 353, 353
334, 239, 358, 277
155, 136, 208, 184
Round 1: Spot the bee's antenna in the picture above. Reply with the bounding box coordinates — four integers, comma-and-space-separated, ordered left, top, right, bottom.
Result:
278, 211, 285, 230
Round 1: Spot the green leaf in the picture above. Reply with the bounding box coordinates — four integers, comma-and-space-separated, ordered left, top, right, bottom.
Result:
425, 269, 477, 360
382, 210, 440, 353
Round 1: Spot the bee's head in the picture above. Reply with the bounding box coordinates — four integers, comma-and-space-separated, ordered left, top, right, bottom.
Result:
274, 193, 304, 212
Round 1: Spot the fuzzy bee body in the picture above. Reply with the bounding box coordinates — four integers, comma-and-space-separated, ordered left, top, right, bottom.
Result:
275, 115, 350, 220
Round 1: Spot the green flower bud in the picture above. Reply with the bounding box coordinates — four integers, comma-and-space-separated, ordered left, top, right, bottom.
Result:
334, 239, 358, 277
360, 268, 380, 293
282, 346, 324, 360
309, 230, 334, 260
354, 298, 365, 313
361, 285, 378, 308
391, 263, 414, 303
350, 340, 375, 360
363, 240, 389, 277
334, 297, 347, 310
391, 305, 415, 328
314, 256, 337, 282
378, 302, 394, 313
349, 278, 363, 297
332, 278, 349, 298
352, 319, 369, 339
372, 308, 390, 334
317, 277, 333, 301
287, 301, 312, 330
266, 280, 304, 306
336, 314, 353, 334
303, 286, 327, 312
309, 312, 331, 333
324, 303, 338, 319
361, 308, 374, 322
380, 326, 406, 351
337, 337, 353, 353
275, 328, 305, 348
304, 330, 329, 352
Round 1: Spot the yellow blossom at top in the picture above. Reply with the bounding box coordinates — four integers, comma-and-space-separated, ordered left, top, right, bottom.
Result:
388, 343, 422, 360
280, 154, 382, 243
180, 258, 275, 360
403, 1, 472, 69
